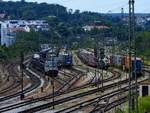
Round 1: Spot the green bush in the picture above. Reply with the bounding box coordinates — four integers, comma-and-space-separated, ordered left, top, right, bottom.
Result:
138, 96, 150, 113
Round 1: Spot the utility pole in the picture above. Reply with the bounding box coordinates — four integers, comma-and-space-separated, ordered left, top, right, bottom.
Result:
118, 7, 125, 110
100, 26, 105, 92
20, 51, 24, 100
38, 33, 40, 52
128, 0, 132, 112
52, 76, 55, 110
129, 0, 137, 113
99, 48, 105, 91
94, 38, 98, 88
52, 48, 55, 110
132, 0, 138, 113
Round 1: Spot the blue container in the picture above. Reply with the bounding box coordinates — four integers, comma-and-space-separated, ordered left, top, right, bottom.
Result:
132, 59, 143, 75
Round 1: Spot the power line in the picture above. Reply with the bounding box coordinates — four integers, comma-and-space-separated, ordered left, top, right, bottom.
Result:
107, 2, 128, 14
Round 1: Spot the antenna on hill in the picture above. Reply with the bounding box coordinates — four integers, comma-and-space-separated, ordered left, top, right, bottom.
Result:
121, 8, 124, 19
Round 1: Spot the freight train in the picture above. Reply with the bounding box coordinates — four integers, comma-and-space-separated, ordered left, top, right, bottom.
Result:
77, 49, 109, 69
109, 55, 143, 76
77, 49, 143, 76
31, 48, 73, 76
31, 50, 59, 77
77, 49, 97, 67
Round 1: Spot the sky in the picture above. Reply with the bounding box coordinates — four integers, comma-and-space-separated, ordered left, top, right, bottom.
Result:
3, 0, 150, 13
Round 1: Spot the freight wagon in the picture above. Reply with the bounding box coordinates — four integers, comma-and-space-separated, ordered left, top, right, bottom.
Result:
124, 56, 143, 76
77, 49, 109, 69
78, 49, 143, 76
77, 49, 97, 67
110, 55, 143, 76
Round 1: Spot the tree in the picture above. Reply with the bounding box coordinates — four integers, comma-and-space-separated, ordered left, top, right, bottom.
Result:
136, 32, 150, 58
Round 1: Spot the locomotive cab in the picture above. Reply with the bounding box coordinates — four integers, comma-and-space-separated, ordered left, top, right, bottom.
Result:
45, 53, 59, 77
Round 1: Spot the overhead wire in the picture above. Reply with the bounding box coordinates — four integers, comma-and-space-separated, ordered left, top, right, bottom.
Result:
106, 2, 128, 14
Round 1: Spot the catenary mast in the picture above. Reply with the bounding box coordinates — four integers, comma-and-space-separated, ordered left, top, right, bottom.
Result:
128, 0, 138, 113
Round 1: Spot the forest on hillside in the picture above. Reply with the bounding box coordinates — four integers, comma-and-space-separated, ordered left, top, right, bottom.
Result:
0, 1, 149, 62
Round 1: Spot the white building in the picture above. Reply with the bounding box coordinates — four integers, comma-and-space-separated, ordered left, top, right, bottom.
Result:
82, 25, 109, 31
136, 17, 146, 26
1, 22, 15, 47
0, 20, 49, 46
147, 17, 150, 21
139, 79, 150, 97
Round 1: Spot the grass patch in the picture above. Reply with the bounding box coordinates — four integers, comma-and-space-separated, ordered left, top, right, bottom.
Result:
138, 96, 150, 113
144, 60, 150, 65
116, 96, 150, 113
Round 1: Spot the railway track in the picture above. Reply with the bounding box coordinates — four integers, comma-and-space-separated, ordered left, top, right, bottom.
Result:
0, 68, 41, 102
56, 85, 134, 113
0, 68, 147, 113
0, 66, 121, 112
57, 73, 82, 92
143, 66, 150, 74
29, 62, 87, 89
0, 55, 146, 112
17, 72, 149, 113
0, 62, 23, 96
23, 73, 148, 113
19, 81, 138, 113
46, 77, 148, 113
29, 65, 81, 90
29, 64, 119, 93
0, 55, 37, 96
0, 57, 142, 112
91, 96, 128, 113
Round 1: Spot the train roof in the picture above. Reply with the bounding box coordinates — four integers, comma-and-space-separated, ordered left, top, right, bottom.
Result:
132, 57, 142, 60
41, 48, 51, 52
125, 56, 142, 60
33, 54, 40, 59
59, 51, 72, 55
40, 49, 50, 54
79, 49, 93, 55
